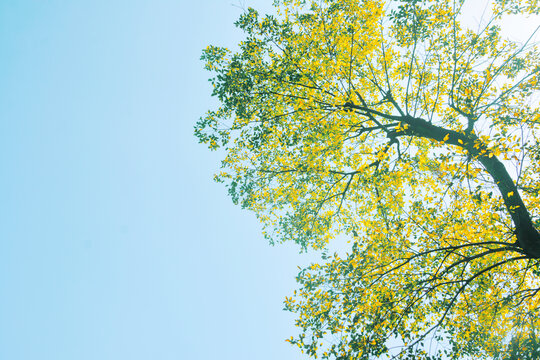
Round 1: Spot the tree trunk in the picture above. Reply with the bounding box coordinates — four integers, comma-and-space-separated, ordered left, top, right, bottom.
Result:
401, 115, 540, 258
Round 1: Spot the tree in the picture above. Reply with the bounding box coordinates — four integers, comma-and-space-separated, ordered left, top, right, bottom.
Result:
197, 0, 540, 358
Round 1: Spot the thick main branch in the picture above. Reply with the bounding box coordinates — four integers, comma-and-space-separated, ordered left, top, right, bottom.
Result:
399, 115, 540, 258
345, 102, 539, 257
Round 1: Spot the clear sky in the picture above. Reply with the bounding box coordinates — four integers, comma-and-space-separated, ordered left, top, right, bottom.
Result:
0, 1, 315, 359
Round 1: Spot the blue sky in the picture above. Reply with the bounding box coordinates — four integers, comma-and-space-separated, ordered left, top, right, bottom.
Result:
0, 1, 316, 359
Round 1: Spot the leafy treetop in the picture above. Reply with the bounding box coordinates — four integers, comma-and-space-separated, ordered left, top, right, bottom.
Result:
198, 0, 540, 358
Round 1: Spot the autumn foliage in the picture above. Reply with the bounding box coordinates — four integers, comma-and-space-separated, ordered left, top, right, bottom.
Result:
197, 0, 540, 358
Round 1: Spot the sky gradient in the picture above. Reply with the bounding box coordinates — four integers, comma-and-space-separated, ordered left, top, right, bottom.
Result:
0, 1, 314, 359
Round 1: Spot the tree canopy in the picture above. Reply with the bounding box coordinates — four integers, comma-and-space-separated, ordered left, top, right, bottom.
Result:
197, 0, 540, 358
